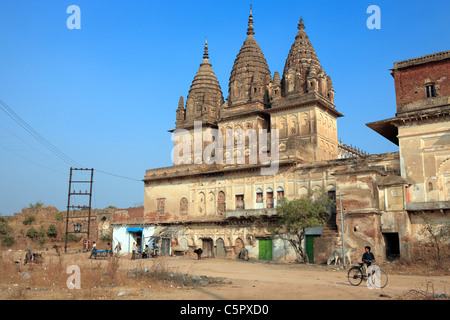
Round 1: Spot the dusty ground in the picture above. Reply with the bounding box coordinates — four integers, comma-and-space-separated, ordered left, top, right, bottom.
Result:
0, 250, 448, 300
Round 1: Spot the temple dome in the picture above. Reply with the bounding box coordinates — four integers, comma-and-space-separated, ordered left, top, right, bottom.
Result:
282, 19, 334, 102
227, 9, 272, 107
177, 40, 223, 127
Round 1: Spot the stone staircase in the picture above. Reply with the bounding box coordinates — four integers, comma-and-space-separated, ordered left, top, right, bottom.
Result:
321, 210, 339, 238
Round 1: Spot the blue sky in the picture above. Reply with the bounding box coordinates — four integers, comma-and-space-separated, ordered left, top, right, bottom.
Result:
0, 0, 449, 215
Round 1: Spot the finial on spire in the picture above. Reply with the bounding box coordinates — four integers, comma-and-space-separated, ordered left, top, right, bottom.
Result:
247, 4, 255, 35
298, 17, 305, 31
203, 37, 209, 59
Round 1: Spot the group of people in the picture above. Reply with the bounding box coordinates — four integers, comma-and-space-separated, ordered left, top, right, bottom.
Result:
89, 241, 122, 258
131, 242, 159, 260
91, 239, 377, 274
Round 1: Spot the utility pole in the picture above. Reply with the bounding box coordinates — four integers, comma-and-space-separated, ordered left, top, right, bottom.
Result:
64, 168, 94, 253
339, 190, 346, 267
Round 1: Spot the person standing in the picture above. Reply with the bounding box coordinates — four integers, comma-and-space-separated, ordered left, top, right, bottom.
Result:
114, 241, 122, 257
105, 242, 112, 257
131, 242, 137, 260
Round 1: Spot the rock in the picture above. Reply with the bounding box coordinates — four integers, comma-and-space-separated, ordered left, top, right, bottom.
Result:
22, 272, 31, 280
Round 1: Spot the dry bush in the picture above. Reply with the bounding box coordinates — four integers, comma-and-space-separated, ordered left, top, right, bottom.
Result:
401, 281, 449, 300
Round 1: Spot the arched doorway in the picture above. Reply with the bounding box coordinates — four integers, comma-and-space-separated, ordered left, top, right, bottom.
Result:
201, 238, 214, 258
216, 238, 226, 258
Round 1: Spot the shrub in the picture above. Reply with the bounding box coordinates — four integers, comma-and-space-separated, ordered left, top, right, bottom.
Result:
38, 236, 47, 245
47, 225, 58, 238
23, 216, 36, 226
26, 227, 39, 239
1, 236, 15, 247
55, 212, 63, 221
100, 234, 112, 242
0, 221, 12, 236
28, 201, 44, 212
67, 234, 82, 242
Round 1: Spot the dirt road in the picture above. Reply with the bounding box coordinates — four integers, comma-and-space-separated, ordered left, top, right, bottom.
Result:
1, 251, 448, 300
155, 257, 449, 300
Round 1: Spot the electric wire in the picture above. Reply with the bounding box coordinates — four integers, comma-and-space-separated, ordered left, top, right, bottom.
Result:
0, 98, 82, 168
0, 143, 66, 175
0, 97, 142, 182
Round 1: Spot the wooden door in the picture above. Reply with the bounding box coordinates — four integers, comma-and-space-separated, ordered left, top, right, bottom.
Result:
258, 239, 272, 260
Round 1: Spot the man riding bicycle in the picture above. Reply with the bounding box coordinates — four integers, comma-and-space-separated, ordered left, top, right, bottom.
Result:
361, 246, 375, 278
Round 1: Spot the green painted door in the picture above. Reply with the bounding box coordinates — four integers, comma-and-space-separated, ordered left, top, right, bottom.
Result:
306, 235, 319, 263
258, 239, 273, 260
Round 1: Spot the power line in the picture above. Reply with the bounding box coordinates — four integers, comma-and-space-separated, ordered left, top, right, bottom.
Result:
0, 97, 142, 183
0, 144, 66, 175
0, 123, 68, 168
95, 169, 142, 182
0, 98, 82, 168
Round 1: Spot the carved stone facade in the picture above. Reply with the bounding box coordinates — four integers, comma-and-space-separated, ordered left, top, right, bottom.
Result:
116, 10, 449, 263
172, 12, 343, 166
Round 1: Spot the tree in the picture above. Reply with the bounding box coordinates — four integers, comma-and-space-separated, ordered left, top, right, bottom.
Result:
268, 188, 334, 263
419, 215, 450, 267
47, 225, 58, 238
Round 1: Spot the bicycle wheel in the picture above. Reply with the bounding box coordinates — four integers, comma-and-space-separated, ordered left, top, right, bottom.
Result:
348, 267, 363, 286
369, 269, 388, 289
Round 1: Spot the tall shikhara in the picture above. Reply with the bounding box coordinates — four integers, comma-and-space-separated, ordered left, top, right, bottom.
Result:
282, 19, 334, 102
173, 9, 343, 164
176, 39, 224, 130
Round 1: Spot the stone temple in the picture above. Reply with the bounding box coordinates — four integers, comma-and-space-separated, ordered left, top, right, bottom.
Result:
111, 9, 450, 263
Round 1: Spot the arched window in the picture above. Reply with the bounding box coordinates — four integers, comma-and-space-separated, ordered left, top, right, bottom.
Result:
276, 187, 285, 200
218, 191, 226, 217
266, 188, 274, 208
197, 192, 205, 216
428, 182, 433, 192
180, 197, 188, 215
256, 188, 263, 203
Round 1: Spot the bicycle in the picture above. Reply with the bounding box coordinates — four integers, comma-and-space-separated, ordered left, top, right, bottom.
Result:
347, 262, 388, 289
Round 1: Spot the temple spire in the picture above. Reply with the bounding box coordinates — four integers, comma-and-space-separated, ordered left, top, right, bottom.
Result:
247, 5, 255, 35
203, 37, 209, 59
298, 18, 305, 31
